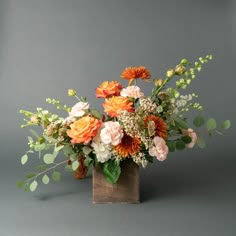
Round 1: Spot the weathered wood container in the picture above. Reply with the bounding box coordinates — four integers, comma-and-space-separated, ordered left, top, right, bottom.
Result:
93, 159, 140, 203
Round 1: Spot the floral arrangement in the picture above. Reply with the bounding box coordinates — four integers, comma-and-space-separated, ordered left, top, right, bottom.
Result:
17, 55, 231, 192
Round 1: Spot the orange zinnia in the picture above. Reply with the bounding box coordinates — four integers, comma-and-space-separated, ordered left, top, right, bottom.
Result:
114, 133, 141, 158
103, 96, 134, 117
121, 66, 151, 85
96, 81, 123, 98
67, 116, 102, 144
144, 115, 167, 139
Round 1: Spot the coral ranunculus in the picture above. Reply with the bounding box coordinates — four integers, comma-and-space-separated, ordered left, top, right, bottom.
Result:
96, 81, 123, 98
67, 116, 102, 144
144, 115, 167, 140
121, 66, 151, 85
103, 96, 134, 117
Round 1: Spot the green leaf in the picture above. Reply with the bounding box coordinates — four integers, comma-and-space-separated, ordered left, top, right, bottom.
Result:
181, 135, 192, 144
84, 157, 93, 167
30, 180, 38, 192
102, 160, 121, 184
206, 118, 217, 131
27, 136, 34, 143
24, 184, 30, 192
36, 165, 48, 171
193, 116, 205, 127
16, 180, 24, 188
34, 143, 46, 152
72, 160, 79, 171
42, 174, 50, 184
176, 140, 186, 150
174, 117, 189, 129
43, 153, 55, 164
166, 141, 176, 152
29, 129, 39, 138
54, 145, 64, 152
52, 171, 61, 181
221, 120, 231, 130
90, 109, 103, 120
197, 137, 206, 149
26, 173, 36, 179
65, 165, 73, 172
21, 154, 28, 165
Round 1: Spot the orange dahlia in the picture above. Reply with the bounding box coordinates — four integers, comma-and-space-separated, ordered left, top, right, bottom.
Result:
120, 66, 151, 85
96, 81, 123, 98
67, 116, 102, 144
114, 133, 141, 158
144, 115, 167, 139
103, 96, 134, 117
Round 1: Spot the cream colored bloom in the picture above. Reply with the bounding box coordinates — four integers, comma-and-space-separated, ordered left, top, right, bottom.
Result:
120, 86, 144, 99
69, 102, 89, 117
184, 128, 197, 148
149, 136, 168, 161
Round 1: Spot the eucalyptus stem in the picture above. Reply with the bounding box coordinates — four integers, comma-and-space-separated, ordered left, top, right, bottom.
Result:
25, 160, 68, 183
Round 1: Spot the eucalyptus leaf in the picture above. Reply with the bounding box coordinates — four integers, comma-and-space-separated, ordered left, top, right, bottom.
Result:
166, 141, 176, 152
72, 160, 79, 171
181, 135, 192, 144
26, 173, 36, 179
176, 140, 186, 150
42, 174, 50, 184
21, 154, 28, 165
221, 120, 231, 130
16, 180, 24, 188
52, 171, 61, 181
197, 137, 206, 149
30, 180, 38, 192
193, 116, 205, 127
174, 117, 189, 129
43, 153, 55, 164
206, 118, 217, 131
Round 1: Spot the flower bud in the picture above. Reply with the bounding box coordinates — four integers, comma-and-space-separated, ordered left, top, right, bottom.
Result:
154, 79, 163, 86
180, 58, 188, 65
175, 65, 186, 75
166, 69, 175, 78
68, 89, 76, 97
30, 115, 39, 124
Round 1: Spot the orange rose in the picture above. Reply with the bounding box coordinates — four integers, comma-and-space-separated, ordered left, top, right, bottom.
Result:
96, 81, 123, 98
103, 96, 134, 117
121, 66, 151, 85
67, 116, 102, 144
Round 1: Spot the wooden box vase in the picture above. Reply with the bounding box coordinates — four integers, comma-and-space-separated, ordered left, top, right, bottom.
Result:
93, 159, 140, 203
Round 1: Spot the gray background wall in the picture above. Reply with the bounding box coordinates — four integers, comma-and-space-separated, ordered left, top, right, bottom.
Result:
0, 0, 235, 235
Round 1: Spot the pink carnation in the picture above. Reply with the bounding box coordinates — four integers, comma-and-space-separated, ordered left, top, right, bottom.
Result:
149, 136, 168, 161
120, 86, 144, 99
100, 121, 123, 146
69, 102, 89, 117
184, 128, 197, 148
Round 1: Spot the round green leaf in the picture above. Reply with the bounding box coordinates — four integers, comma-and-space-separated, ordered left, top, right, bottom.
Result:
16, 180, 24, 189
72, 160, 79, 171
21, 154, 28, 165
193, 116, 205, 127
181, 135, 192, 144
42, 174, 50, 184
221, 120, 231, 130
52, 171, 61, 181
30, 180, 38, 192
166, 141, 176, 152
43, 154, 55, 164
176, 140, 186, 150
206, 118, 217, 131
197, 137, 206, 149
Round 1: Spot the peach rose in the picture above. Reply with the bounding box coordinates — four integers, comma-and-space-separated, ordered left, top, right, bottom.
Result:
149, 136, 168, 161
96, 81, 123, 98
67, 116, 102, 144
100, 121, 123, 145
120, 85, 144, 99
103, 96, 134, 117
